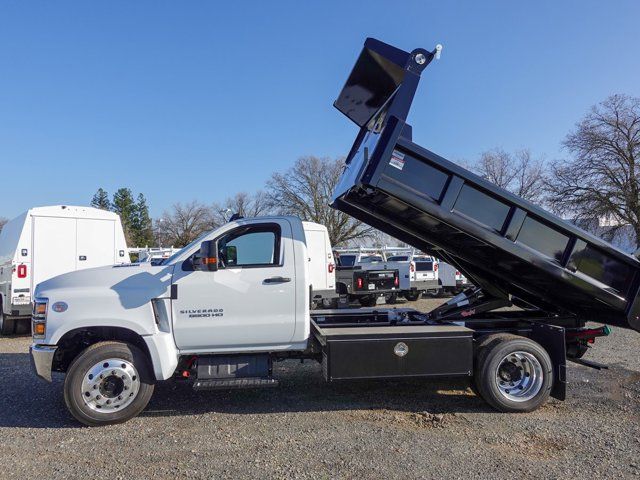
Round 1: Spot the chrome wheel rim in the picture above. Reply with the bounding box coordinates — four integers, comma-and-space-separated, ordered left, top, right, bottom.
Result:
81, 358, 140, 413
495, 351, 543, 402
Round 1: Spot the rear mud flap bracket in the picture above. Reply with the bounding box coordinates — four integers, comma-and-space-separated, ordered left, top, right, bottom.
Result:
530, 322, 567, 401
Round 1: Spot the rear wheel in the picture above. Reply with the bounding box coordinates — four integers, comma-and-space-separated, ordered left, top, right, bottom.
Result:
64, 341, 155, 426
404, 291, 421, 302
474, 334, 553, 412
14, 318, 30, 335
0, 301, 16, 336
359, 296, 378, 307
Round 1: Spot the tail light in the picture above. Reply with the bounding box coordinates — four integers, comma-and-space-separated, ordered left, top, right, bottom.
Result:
17, 264, 27, 278
455, 271, 460, 276
356, 277, 363, 289
328, 263, 335, 273
394, 274, 399, 287
433, 263, 439, 272
410, 262, 415, 272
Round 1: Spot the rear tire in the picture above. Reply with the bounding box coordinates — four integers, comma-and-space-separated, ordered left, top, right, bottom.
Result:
359, 296, 377, 307
14, 318, 30, 335
404, 291, 421, 302
0, 301, 16, 336
64, 341, 155, 426
474, 334, 553, 412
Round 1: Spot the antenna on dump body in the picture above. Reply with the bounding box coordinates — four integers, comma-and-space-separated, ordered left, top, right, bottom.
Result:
434, 44, 443, 60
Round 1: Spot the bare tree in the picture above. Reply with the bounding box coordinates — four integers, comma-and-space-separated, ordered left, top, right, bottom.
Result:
0, 217, 7, 234
472, 148, 546, 204
266, 156, 373, 246
213, 191, 271, 223
546, 94, 640, 244
155, 201, 217, 247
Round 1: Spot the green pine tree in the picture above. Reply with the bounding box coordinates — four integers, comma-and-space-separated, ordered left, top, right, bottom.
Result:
90, 188, 111, 210
112, 188, 136, 244
132, 193, 154, 247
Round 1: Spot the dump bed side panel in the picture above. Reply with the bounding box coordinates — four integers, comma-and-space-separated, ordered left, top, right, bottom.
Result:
333, 114, 640, 329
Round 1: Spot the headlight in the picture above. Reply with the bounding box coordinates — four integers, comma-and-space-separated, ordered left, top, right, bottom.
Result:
32, 298, 48, 339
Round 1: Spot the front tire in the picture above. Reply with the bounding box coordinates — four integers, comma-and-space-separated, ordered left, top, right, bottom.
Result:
64, 341, 155, 426
474, 334, 553, 413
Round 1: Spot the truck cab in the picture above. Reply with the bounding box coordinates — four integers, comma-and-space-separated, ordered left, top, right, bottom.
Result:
30, 216, 317, 424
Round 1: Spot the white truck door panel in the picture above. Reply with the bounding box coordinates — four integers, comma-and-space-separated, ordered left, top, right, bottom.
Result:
171, 219, 297, 351
32, 216, 77, 289
76, 219, 116, 270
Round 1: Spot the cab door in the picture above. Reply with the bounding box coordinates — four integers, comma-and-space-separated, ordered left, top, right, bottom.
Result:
171, 220, 297, 351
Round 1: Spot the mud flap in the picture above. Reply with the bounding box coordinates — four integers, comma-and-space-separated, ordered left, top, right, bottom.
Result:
530, 322, 567, 401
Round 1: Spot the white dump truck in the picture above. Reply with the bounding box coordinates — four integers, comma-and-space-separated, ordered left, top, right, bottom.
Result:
29, 38, 635, 428
0, 205, 128, 335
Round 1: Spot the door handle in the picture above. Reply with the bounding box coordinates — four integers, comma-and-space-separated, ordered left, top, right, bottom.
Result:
264, 276, 291, 284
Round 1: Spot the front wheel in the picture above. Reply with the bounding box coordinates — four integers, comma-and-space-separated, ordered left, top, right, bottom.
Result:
474, 334, 553, 413
64, 341, 155, 426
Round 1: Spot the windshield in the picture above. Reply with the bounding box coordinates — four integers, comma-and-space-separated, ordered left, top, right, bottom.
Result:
162, 231, 211, 265
338, 254, 356, 267
359, 255, 383, 263
386, 255, 409, 261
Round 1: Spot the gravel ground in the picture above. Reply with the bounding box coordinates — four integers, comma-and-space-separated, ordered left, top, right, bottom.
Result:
0, 297, 639, 479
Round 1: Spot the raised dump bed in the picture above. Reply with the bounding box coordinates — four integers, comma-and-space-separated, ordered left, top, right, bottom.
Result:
332, 38, 640, 331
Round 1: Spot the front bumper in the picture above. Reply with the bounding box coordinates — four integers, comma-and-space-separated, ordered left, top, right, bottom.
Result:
30, 344, 57, 382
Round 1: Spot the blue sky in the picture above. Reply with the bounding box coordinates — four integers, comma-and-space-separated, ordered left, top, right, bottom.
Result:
1, 1, 639, 219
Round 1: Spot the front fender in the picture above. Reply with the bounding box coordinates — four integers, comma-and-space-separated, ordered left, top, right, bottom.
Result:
143, 332, 180, 380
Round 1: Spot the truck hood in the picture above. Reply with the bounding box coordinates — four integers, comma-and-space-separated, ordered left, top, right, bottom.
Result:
36, 263, 174, 301
34, 263, 176, 344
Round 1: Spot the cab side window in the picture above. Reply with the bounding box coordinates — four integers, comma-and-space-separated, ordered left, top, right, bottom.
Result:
218, 224, 281, 268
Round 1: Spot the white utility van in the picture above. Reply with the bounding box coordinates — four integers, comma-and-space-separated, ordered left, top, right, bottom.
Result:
302, 222, 337, 308
437, 261, 471, 295
0, 206, 128, 335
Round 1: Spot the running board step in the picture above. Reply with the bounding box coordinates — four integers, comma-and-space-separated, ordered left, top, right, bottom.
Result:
193, 377, 279, 391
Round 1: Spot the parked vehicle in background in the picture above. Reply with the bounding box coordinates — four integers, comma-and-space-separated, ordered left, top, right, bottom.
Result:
437, 261, 471, 295
303, 223, 338, 309
0, 206, 128, 335
334, 248, 401, 306
131, 247, 181, 265
384, 251, 440, 301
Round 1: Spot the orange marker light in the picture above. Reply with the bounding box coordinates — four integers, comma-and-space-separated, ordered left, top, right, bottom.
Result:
34, 323, 45, 336
35, 303, 47, 315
